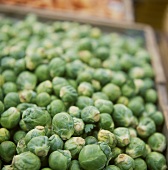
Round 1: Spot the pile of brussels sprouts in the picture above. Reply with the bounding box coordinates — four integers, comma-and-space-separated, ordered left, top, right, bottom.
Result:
0, 15, 167, 170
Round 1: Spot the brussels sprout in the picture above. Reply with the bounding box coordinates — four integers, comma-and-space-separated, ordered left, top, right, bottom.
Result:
126, 137, 146, 158
2, 82, 17, 95
102, 83, 121, 102
115, 154, 134, 170
19, 90, 36, 103
14, 58, 26, 75
49, 150, 71, 170
111, 147, 123, 160
81, 106, 100, 123
73, 117, 85, 136
144, 103, 156, 114
47, 99, 66, 118
0, 128, 10, 143
36, 92, 51, 107
0, 107, 20, 129
64, 137, 85, 158
35, 64, 50, 82
98, 130, 117, 148
41, 168, 52, 170
49, 58, 65, 78
134, 158, 147, 170
120, 54, 134, 71
117, 96, 129, 106
1, 165, 14, 170
4, 92, 20, 109
149, 111, 164, 126
1, 57, 16, 71
68, 106, 81, 118
94, 69, 112, 86
19, 107, 51, 131
69, 160, 81, 170
105, 165, 120, 170
136, 117, 156, 138
12, 151, 41, 170
77, 82, 94, 97
112, 104, 134, 127
0, 141, 16, 162
130, 116, 139, 128
13, 130, 26, 144
111, 71, 127, 86
90, 27, 102, 38
2, 70, 16, 82
76, 96, 94, 109
0, 88, 3, 101
16, 138, 28, 154
114, 127, 130, 147
60, 85, 78, 103
78, 38, 93, 51
89, 58, 102, 68
129, 67, 145, 79
17, 71, 37, 90
95, 46, 109, 60
78, 50, 93, 63
17, 103, 37, 113
36, 80, 52, 94
91, 79, 101, 91
49, 134, 64, 152
143, 144, 151, 158
145, 89, 157, 103
85, 136, 97, 145
143, 63, 154, 78
0, 75, 4, 87
79, 144, 107, 170
0, 101, 4, 115
27, 136, 50, 157
146, 152, 167, 170
128, 127, 137, 137
77, 69, 93, 83
99, 113, 114, 132
52, 112, 74, 140
68, 79, 78, 89
147, 133, 166, 152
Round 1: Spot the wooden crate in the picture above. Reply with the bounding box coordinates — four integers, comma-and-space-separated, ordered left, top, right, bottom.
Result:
0, 5, 168, 163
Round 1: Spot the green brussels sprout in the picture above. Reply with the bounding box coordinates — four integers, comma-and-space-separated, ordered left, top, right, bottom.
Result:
121, 80, 136, 98
129, 67, 145, 79
73, 117, 85, 136
2, 70, 16, 82
77, 69, 93, 83
36, 92, 51, 107
0, 75, 4, 87
12, 151, 41, 170
90, 27, 102, 38
78, 38, 93, 51
17, 71, 37, 90
66, 60, 85, 78
112, 104, 134, 127
117, 96, 129, 106
143, 63, 154, 78
41, 168, 52, 170
145, 103, 156, 114
16, 138, 28, 154
19, 107, 51, 131
143, 144, 151, 158
89, 58, 102, 68
76, 96, 94, 109
69, 160, 81, 170
134, 79, 145, 93
35, 64, 50, 82
99, 113, 114, 132
81, 106, 100, 123
130, 116, 139, 128
126, 137, 146, 158
0, 101, 4, 115
134, 158, 147, 170
128, 97, 144, 117
77, 82, 94, 97
17, 103, 37, 113
1, 165, 13, 170
105, 165, 120, 170
128, 127, 137, 137
147, 133, 166, 152
95, 46, 110, 60
14, 58, 26, 75
24, 126, 46, 143
1, 57, 15, 70
92, 92, 109, 101
94, 99, 113, 114
36, 80, 52, 94
0, 141, 16, 162
2, 82, 17, 95
111, 147, 123, 160
79, 144, 107, 170
49, 58, 65, 78
4, 92, 20, 109
0, 107, 20, 129
0, 128, 10, 143
47, 99, 66, 118
91, 79, 101, 91
49, 150, 72, 170
136, 117, 156, 138
145, 89, 157, 103
64, 137, 85, 158
149, 111, 164, 126
68, 79, 78, 89
27, 136, 50, 157
115, 154, 134, 170
120, 54, 134, 71
114, 127, 130, 147
102, 83, 121, 102
0, 88, 3, 101
85, 136, 97, 145
68, 106, 81, 118
19, 90, 36, 103
111, 71, 126, 86
49, 134, 64, 152
93, 69, 112, 86
98, 130, 117, 148
52, 112, 74, 140
146, 152, 167, 170
78, 50, 93, 63
13, 130, 26, 144
60, 85, 78, 103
